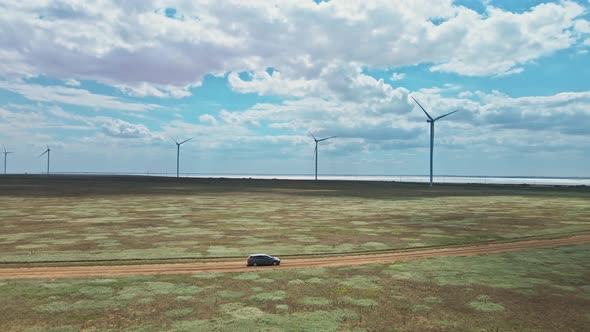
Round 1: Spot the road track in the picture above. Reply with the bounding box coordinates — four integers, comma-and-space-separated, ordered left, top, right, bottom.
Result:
1, 234, 589, 280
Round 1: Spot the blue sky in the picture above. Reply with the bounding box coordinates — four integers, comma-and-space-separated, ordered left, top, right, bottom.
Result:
1, 0, 589, 177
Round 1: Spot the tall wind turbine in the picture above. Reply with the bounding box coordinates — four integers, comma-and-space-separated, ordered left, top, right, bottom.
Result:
3, 146, 13, 175
175, 138, 193, 178
411, 97, 458, 187
312, 134, 336, 181
39, 146, 51, 175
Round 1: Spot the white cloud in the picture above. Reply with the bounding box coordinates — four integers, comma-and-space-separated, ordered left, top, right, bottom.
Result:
430, 2, 586, 75
413, 87, 590, 137
199, 114, 218, 125
390, 72, 406, 81
458, 91, 474, 98
0, 81, 159, 111
228, 70, 319, 97
0, 50, 33, 79
0, 104, 162, 144
115, 82, 195, 98
219, 109, 261, 127
198, 83, 590, 160
101, 118, 152, 138
0, 0, 588, 98
63, 79, 80, 86
0, 106, 47, 129
574, 19, 590, 33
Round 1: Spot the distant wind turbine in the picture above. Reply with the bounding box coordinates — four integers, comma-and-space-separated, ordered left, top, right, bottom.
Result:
411, 97, 458, 187
175, 138, 193, 178
39, 146, 51, 175
3, 145, 13, 175
312, 134, 336, 181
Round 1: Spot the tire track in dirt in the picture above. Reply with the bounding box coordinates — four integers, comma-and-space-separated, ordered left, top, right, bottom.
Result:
1, 234, 589, 280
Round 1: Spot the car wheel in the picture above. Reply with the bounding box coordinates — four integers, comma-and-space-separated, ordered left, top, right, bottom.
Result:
253, 262, 257, 266
272, 261, 278, 266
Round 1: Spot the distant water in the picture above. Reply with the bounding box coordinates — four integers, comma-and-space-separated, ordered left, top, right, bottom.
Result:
183, 174, 590, 186
50, 172, 590, 186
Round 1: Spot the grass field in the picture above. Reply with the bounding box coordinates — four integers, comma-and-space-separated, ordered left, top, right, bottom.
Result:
1, 175, 589, 331
1, 243, 589, 331
1, 175, 589, 263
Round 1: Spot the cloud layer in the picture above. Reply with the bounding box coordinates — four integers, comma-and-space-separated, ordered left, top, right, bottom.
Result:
1, 0, 588, 97
1, 1, 589, 176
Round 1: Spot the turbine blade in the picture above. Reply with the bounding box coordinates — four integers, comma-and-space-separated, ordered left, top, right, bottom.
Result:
434, 110, 459, 121
2, 145, 5, 153
310, 133, 317, 141
39, 150, 48, 158
318, 136, 337, 142
179, 137, 193, 145
411, 97, 433, 121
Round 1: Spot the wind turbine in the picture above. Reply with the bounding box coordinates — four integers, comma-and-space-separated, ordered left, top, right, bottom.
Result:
39, 146, 51, 175
411, 97, 458, 187
311, 134, 336, 181
175, 138, 193, 178
3, 146, 13, 175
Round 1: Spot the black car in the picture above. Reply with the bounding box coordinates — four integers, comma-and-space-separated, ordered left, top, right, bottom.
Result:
247, 254, 281, 266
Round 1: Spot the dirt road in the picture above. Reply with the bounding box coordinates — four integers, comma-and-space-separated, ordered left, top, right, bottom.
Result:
1, 234, 589, 280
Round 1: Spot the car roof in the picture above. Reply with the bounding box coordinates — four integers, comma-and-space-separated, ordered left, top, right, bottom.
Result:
249, 253, 271, 257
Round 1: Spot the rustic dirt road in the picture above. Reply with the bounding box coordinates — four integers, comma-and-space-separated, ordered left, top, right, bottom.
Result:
1, 234, 589, 280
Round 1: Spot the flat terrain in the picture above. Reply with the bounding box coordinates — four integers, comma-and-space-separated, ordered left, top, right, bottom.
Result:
1, 234, 589, 280
2, 175, 590, 331
1, 243, 589, 331
1, 175, 589, 263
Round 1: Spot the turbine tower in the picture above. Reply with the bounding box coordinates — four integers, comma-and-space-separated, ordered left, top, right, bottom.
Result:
3, 146, 13, 175
411, 97, 458, 187
39, 146, 51, 175
175, 138, 193, 178
312, 134, 336, 181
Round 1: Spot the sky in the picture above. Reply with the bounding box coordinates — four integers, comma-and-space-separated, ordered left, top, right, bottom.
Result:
1, 0, 589, 177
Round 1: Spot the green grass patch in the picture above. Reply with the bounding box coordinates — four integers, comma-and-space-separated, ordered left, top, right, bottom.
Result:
193, 272, 224, 279
423, 296, 443, 304
340, 296, 378, 307
411, 304, 432, 312
175, 296, 193, 302
287, 279, 305, 286
302, 296, 331, 306
164, 307, 193, 318
233, 272, 260, 281
275, 304, 289, 311
467, 295, 505, 312
137, 298, 154, 305
172, 309, 357, 332
338, 275, 382, 291
216, 290, 244, 299
78, 286, 113, 298
34, 299, 120, 313
249, 291, 287, 302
